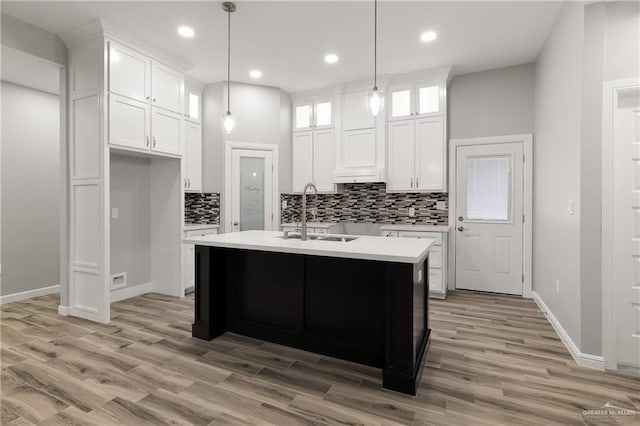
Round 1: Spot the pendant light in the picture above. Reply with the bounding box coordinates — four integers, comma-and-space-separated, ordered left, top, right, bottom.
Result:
222, 2, 237, 134
366, 0, 384, 116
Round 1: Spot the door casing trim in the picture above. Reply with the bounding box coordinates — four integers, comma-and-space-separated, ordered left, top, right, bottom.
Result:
601, 78, 640, 370
448, 134, 533, 297
223, 141, 279, 234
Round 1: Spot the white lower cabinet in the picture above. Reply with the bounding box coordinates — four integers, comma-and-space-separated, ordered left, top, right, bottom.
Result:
182, 226, 218, 295
281, 223, 341, 234
381, 227, 448, 298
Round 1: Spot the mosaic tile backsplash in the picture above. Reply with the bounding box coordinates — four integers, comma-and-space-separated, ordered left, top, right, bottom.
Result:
185, 193, 220, 224
281, 183, 448, 225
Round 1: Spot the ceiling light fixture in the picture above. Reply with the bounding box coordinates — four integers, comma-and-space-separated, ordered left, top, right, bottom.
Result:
222, 2, 237, 135
420, 31, 437, 43
249, 69, 262, 79
366, 0, 383, 116
324, 53, 339, 64
177, 26, 195, 38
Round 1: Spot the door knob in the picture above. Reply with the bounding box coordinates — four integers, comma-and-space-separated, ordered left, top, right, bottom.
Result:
233, 221, 239, 226
457, 226, 465, 232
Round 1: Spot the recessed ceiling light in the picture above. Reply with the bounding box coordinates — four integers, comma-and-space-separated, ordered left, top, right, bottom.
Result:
420, 31, 437, 43
178, 26, 195, 38
249, 70, 262, 79
324, 53, 339, 64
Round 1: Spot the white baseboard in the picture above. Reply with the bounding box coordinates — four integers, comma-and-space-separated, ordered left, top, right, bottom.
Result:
110, 282, 152, 303
0, 285, 60, 305
58, 305, 70, 316
532, 291, 605, 371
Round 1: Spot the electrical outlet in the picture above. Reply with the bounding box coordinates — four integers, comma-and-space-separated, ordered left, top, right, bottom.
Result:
311, 207, 317, 218
111, 208, 119, 219
281, 200, 288, 210
436, 201, 446, 210
408, 207, 416, 217
555, 280, 560, 293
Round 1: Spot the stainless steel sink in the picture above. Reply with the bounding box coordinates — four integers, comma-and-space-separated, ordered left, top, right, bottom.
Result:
277, 233, 358, 242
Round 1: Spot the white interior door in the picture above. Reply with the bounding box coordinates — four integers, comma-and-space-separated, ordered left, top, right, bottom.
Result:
230, 149, 274, 232
455, 142, 524, 295
612, 89, 640, 369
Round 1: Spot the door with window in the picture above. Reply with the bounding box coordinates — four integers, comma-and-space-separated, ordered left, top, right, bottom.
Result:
455, 142, 524, 295
230, 149, 274, 232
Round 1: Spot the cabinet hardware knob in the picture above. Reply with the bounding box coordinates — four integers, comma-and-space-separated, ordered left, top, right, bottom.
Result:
152, 98, 157, 102
416, 177, 419, 188
233, 221, 239, 226
458, 216, 464, 222
188, 178, 191, 188
152, 136, 156, 148
410, 178, 414, 188
457, 226, 465, 232
146, 96, 150, 100
146, 135, 149, 147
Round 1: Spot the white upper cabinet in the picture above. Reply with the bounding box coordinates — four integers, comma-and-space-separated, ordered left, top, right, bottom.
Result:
415, 116, 445, 191
109, 43, 150, 102
184, 121, 202, 191
184, 89, 201, 123
294, 102, 312, 131
151, 62, 183, 114
109, 94, 150, 151
342, 91, 375, 131
313, 128, 335, 192
386, 69, 450, 192
313, 99, 333, 129
151, 109, 182, 155
292, 130, 314, 193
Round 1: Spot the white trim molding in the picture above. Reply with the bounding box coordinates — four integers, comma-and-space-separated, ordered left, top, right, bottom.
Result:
532, 291, 605, 371
448, 134, 533, 297
601, 77, 640, 371
58, 305, 70, 316
0, 285, 60, 305
110, 282, 153, 303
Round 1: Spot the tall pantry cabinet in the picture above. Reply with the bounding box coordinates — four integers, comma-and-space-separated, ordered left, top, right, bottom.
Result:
63, 20, 188, 323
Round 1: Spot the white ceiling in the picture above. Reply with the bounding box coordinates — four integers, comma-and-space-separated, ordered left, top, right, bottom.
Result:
1, 1, 563, 93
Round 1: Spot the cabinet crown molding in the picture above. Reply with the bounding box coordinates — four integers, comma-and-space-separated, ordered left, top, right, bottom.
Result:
61, 18, 191, 72
388, 66, 453, 86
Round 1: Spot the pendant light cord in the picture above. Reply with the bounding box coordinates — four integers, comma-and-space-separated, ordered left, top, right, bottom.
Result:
373, 0, 377, 89
227, 7, 231, 114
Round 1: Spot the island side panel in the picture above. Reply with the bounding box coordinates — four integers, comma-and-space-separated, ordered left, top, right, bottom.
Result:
192, 245, 229, 340
383, 255, 430, 395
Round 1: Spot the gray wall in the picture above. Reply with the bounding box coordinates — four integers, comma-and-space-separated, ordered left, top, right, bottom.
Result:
110, 154, 152, 288
533, 2, 585, 348
202, 82, 292, 230
0, 13, 67, 66
449, 63, 535, 139
1, 81, 60, 296
579, 0, 640, 355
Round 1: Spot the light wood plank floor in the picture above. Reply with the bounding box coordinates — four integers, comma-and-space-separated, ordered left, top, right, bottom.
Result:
1, 291, 638, 425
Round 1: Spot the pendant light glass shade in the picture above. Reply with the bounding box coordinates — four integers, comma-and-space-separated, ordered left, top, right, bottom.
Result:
222, 111, 236, 134
222, 2, 236, 135
367, 87, 384, 116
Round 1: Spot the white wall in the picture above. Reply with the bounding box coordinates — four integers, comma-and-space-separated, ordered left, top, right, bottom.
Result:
1, 81, 60, 296
109, 153, 151, 288
533, 2, 585, 348
1, 13, 67, 66
449, 63, 535, 139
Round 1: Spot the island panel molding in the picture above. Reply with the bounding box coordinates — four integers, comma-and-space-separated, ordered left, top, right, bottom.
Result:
282, 183, 448, 225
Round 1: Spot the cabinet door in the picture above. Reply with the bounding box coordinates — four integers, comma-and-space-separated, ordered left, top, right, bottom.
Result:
293, 101, 313, 132
343, 91, 375, 131
387, 119, 415, 191
313, 128, 335, 192
185, 89, 201, 123
342, 128, 376, 168
388, 84, 414, 121
152, 61, 183, 114
151, 109, 182, 156
108, 43, 150, 103
313, 98, 333, 129
415, 116, 445, 192
429, 268, 444, 293
415, 81, 442, 117
109, 94, 150, 151
184, 122, 202, 191
292, 130, 313, 193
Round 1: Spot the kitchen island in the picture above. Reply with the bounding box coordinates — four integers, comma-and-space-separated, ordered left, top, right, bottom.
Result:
183, 230, 435, 395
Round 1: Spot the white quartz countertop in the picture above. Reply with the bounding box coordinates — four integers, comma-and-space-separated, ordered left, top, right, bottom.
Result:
184, 223, 220, 231
183, 230, 435, 264
380, 224, 450, 233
